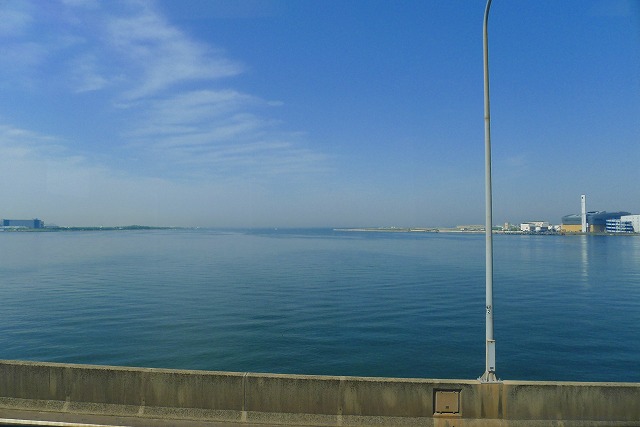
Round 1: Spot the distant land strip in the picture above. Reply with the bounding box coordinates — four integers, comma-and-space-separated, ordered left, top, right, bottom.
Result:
334, 227, 639, 235
335, 227, 464, 233
0, 225, 177, 232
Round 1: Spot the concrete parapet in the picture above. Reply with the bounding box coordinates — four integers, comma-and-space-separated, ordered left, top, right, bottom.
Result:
1, 360, 639, 426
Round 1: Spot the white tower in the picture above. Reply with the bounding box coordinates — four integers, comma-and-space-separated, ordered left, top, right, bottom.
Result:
581, 194, 587, 233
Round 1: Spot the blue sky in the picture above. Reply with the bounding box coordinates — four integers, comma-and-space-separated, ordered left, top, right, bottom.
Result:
1, 0, 638, 227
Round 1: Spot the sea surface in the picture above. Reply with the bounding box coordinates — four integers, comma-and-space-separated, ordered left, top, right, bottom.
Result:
1, 228, 638, 382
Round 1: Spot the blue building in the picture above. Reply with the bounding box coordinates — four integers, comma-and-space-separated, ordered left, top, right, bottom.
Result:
2, 219, 45, 229
605, 219, 634, 234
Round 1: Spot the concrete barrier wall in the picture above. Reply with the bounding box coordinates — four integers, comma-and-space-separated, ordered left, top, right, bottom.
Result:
1, 360, 639, 426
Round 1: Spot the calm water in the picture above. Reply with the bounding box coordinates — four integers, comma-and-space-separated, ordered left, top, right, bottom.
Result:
1, 229, 638, 382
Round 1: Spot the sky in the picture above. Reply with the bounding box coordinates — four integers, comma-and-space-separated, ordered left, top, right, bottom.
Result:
0, 0, 638, 228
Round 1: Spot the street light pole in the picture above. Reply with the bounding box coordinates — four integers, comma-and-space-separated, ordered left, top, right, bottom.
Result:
480, 0, 499, 383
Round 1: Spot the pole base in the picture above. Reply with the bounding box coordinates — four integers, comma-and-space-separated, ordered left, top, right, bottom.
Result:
479, 371, 501, 383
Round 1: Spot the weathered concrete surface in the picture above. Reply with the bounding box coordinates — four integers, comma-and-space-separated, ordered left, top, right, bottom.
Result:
1, 360, 639, 426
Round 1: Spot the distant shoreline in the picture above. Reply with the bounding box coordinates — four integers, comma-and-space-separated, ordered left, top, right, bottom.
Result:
334, 227, 486, 233
334, 227, 639, 236
1, 226, 637, 236
0, 225, 177, 232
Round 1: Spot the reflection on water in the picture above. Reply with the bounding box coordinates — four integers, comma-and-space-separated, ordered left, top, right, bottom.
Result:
580, 234, 589, 284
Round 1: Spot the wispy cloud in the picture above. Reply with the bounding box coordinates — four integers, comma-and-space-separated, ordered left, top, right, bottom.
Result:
0, 0, 327, 185
0, 122, 325, 226
105, 3, 243, 100
69, 53, 111, 92
0, 124, 63, 156
123, 86, 327, 177
0, 2, 34, 36
127, 90, 260, 138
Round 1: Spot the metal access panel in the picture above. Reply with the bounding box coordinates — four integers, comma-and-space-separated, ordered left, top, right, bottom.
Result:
434, 390, 461, 415
488, 339, 496, 372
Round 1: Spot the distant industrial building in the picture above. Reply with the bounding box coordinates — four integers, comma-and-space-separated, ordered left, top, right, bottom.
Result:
2, 219, 45, 229
561, 194, 631, 233
562, 212, 630, 233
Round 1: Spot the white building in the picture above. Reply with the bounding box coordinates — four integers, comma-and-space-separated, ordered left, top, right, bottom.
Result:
620, 214, 640, 233
520, 223, 533, 232
520, 221, 550, 232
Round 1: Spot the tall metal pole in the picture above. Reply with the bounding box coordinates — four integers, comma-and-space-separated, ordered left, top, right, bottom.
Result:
480, 0, 498, 383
